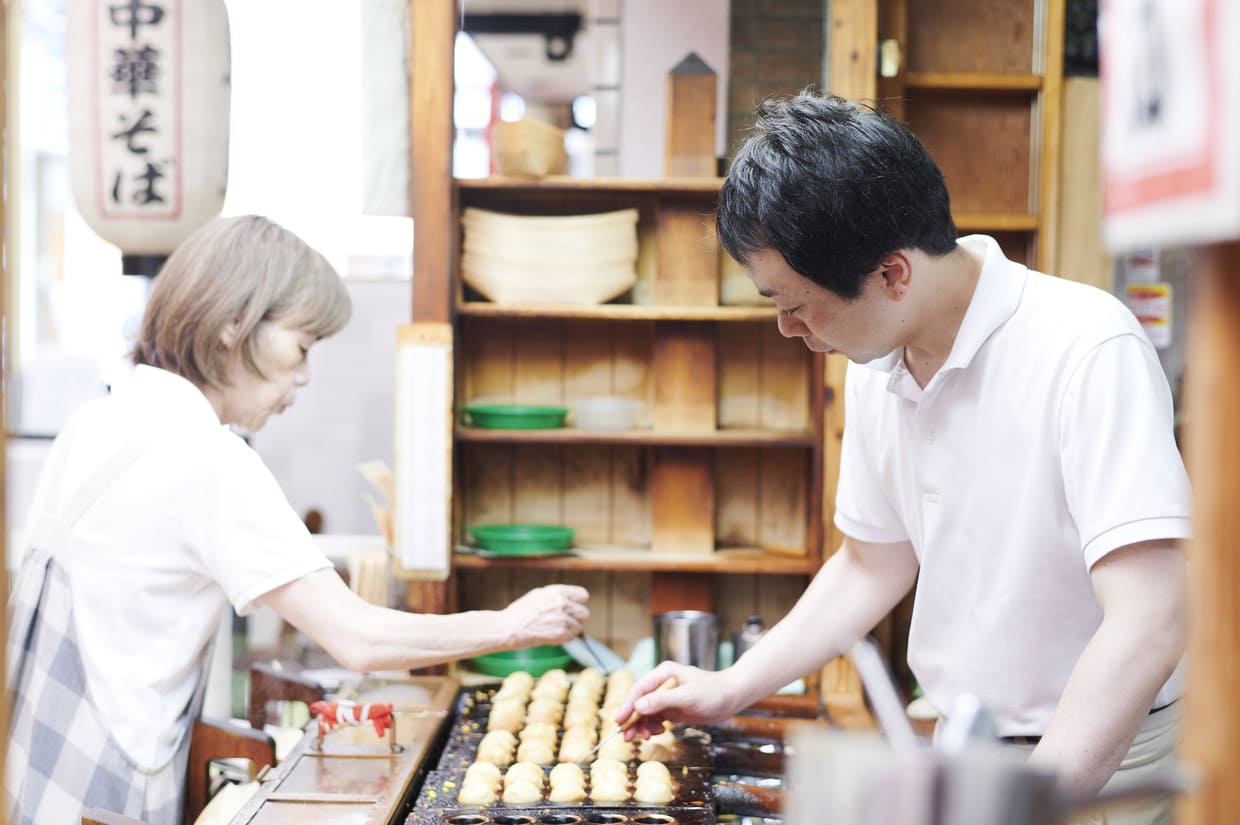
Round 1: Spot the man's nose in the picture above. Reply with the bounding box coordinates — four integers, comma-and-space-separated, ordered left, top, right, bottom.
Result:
776, 312, 808, 338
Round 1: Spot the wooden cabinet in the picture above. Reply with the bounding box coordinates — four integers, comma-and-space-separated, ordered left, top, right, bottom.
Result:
449, 176, 830, 644
832, 0, 1065, 271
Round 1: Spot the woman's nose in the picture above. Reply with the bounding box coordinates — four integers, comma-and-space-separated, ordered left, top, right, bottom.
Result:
295, 365, 310, 386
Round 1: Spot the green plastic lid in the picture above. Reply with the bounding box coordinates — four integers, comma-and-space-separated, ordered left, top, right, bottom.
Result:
464, 404, 568, 430
469, 523, 575, 555
471, 645, 572, 677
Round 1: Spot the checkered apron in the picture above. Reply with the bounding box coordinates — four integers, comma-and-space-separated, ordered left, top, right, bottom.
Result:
5, 443, 209, 825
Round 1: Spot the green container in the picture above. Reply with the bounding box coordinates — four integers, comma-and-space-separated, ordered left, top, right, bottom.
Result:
470, 523, 575, 555
471, 645, 573, 678
465, 404, 568, 429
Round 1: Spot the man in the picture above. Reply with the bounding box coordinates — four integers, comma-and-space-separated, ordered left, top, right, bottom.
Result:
616, 92, 1189, 824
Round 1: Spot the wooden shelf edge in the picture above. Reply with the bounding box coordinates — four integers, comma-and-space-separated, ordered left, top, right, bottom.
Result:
456, 302, 777, 321
954, 213, 1040, 232
904, 71, 1043, 91
455, 175, 725, 193
452, 546, 819, 574
456, 427, 816, 447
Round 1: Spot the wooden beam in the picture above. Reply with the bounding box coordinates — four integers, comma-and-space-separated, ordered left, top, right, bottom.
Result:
410, 0, 457, 325
664, 52, 718, 178
1035, 0, 1066, 272
406, 0, 456, 637
827, 0, 878, 100
1179, 241, 1240, 825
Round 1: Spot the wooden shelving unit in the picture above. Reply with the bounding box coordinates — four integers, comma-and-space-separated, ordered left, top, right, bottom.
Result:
452, 547, 819, 576
452, 177, 826, 560
449, 176, 829, 640
872, 0, 1065, 270
457, 427, 815, 448
456, 302, 779, 322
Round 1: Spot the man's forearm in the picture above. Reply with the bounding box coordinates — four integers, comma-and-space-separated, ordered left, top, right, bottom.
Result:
1029, 613, 1180, 797
727, 538, 918, 709
1031, 542, 1186, 797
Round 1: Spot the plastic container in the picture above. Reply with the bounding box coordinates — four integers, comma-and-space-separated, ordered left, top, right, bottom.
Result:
469, 523, 576, 555
464, 403, 567, 429
571, 396, 642, 430
470, 645, 572, 677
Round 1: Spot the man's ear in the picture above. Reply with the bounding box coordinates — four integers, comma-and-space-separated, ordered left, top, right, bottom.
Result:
877, 251, 912, 300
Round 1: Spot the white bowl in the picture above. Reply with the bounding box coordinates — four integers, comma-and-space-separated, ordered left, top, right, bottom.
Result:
462, 208, 640, 263
461, 254, 637, 305
571, 397, 642, 430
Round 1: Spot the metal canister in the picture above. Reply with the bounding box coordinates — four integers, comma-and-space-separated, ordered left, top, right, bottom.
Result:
653, 610, 720, 670
732, 615, 766, 661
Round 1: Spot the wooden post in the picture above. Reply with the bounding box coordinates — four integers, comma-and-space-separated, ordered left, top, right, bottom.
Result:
406, 0, 456, 652
1, 0, 9, 793
1178, 242, 1240, 825
665, 53, 717, 178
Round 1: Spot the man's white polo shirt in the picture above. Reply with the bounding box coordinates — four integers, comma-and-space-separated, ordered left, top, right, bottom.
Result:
833, 235, 1191, 736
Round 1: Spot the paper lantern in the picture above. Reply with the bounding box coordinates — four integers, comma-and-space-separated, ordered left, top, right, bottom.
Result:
67, 0, 231, 276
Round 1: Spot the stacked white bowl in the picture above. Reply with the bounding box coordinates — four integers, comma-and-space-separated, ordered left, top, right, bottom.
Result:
461, 207, 640, 304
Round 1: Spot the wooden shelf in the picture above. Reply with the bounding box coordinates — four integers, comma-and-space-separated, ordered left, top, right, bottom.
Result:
457, 427, 815, 448
904, 71, 1042, 91
954, 213, 1040, 232
452, 545, 819, 574
456, 175, 724, 194
456, 302, 776, 321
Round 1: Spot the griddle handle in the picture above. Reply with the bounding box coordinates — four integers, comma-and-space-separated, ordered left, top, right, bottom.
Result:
714, 781, 785, 818
709, 742, 786, 777
741, 693, 824, 719
714, 715, 828, 741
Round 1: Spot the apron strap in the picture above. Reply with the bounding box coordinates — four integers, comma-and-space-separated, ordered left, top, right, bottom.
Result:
29, 441, 147, 556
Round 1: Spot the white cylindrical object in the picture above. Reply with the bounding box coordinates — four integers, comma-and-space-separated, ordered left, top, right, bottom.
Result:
68, 0, 231, 262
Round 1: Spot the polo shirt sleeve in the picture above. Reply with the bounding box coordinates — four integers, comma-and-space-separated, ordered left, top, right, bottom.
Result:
196, 435, 334, 616
833, 363, 909, 545
1058, 332, 1192, 568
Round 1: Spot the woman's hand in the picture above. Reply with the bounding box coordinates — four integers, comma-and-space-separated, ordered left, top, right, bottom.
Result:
500, 584, 590, 647
614, 661, 745, 739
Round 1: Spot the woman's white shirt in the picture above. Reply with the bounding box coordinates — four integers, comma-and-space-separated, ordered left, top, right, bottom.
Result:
22, 365, 332, 770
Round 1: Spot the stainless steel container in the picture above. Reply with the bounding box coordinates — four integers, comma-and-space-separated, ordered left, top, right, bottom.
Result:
653, 610, 720, 670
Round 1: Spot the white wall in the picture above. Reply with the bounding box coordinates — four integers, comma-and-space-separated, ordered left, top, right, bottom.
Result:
250, 276, 411, 536
619, 0, 730, 177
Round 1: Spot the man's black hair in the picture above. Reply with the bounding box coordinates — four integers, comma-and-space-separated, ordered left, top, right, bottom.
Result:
717, 91, 958, 300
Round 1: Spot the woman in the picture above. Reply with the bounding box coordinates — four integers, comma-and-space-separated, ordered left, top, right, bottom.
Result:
5, 215, 589, 825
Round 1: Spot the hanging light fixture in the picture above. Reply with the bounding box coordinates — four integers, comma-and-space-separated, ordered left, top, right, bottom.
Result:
67, 0, 231, 277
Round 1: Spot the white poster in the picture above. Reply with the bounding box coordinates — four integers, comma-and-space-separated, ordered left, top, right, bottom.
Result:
1101, 0, 1240, 251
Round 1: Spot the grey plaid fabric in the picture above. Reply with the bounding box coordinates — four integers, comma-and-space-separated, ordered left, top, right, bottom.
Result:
5, 443, 204, 825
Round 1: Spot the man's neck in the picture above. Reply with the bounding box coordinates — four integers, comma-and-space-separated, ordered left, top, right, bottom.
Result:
902, 244, 985, 388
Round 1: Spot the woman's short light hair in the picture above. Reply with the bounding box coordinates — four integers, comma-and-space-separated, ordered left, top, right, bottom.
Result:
132, 215, 352, 388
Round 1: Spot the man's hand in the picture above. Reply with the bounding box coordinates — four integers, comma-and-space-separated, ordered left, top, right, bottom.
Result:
613, 662, 745, 739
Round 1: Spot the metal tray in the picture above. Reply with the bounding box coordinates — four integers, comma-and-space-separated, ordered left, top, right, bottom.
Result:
415, 767, 713, 810
407, 808, 717, 825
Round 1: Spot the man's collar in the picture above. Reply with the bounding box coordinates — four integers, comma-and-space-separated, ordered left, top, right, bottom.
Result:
857, 235, 1027, 380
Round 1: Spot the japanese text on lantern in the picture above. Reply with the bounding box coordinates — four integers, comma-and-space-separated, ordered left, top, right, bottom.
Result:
95, 0, 181, 218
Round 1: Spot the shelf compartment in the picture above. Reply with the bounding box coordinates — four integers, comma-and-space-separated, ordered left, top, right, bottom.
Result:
458, 444, 812, 563
904, 71, 1042, 91
906, 91, 1034, 217
904, 0, 1038, 75
459, 318, 813, 436
451, 545, 818, 575
456, 303, 778, 321
457, 427, 815, 447
953, 213, 1039, 232
457, 176, 724, 194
